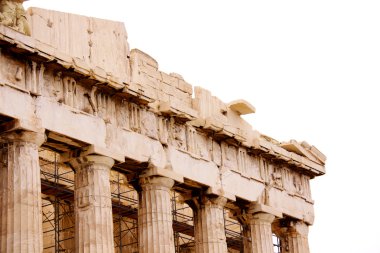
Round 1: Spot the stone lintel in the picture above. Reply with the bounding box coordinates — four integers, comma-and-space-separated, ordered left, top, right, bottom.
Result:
249, 203, 283, 218
0, 118, 44, 136
69, 155, 115, 171
0, 129, 46, 146
205, 186, 236, 202
61, 144, 124, 163
140, 166, 184, 184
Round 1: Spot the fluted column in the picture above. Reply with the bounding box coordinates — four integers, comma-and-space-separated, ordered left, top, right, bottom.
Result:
0, 131, 45, 253
249, 212, 275, 253
282, 221, 310, 253
189, 195, 228, 253
138, 176, 175, 253
71, 155, 115, 253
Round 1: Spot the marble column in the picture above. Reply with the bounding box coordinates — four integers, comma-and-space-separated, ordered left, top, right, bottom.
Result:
282, 221, 310, 253
249, 212, 275, 253
138, 176, 175, 253
189, 195, 228, 253
71, 155, 115, 253
0, 131, 45, 253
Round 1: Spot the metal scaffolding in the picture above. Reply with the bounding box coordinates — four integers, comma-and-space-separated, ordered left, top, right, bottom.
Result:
273, 235, 281, 253
111, 170, 139, 253
171, 192, 195, 252
36, 147, 281, 253
40, 148, 75, 253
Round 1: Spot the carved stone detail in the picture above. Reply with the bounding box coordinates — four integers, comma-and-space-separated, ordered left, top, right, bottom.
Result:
141, 109, 158, 139
62, 76, 77, 108
293, 173, 304, 196
272, 166, 283, 188
238, 147, 247, 174
221, 143, 237, 171
129, 103, 141, 132
0, 0, 30, 35
249, 155, 262, 181
158, 116, 169, 145
170, 120, 187, 151
186, 125, 197, 154
115, 97, 130, 129
197, 133, 211, 160
25, 61, 45, 95
212, 141, 222, 166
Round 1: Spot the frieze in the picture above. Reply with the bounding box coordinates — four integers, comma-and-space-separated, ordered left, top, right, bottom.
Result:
25, 61, 45, 95
158, 116, 170, 145
247, 154, 262, 181
169, 120, 187, 151
115, 97, 130, 130
237, 147, 248, 175
140, 109, 158, 140
211, 141, 222, 166
129, 103, 141, 133
221, 143, 238, 171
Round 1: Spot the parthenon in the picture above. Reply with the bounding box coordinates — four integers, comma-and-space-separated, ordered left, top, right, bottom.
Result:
0, 3, 326, 253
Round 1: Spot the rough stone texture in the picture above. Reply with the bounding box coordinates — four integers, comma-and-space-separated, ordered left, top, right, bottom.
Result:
282, 221, 310, 253
249, 213, 275, 253
189, 196, 228, 253
138, 176, 175, 253
0, 6, 327, 252
0, 0, 30, 35
70, 155, 115, 253
27, 7, 130, 83
0, 131, 45, 253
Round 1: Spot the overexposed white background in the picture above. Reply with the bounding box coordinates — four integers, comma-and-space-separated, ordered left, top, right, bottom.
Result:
23, 1, 380, 252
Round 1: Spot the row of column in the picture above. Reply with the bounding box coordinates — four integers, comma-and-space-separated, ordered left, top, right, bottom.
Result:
0, 130, 310, 253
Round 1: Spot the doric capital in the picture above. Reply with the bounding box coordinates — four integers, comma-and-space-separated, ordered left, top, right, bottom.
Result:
287, 220, 309, 237
201, 195, 227, 208
251, 212, 275, 223
1, 130, 46, 146
186, 193, 227, 211
139, 175, 175, 189
69, 155, 114, 170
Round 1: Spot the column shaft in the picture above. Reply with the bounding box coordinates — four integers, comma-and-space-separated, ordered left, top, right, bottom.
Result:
138, 176, 175, 253
0, 132, 45, 253
249, 213, 275, 253
283, 221, 310, 253
192, 196, 228, 253
72, 155, 115, 253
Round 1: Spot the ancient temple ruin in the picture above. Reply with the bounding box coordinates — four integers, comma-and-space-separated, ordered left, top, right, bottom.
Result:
0, 4, 326, 253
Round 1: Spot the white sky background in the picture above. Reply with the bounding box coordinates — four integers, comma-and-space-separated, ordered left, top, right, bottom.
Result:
23, 1, 380, 252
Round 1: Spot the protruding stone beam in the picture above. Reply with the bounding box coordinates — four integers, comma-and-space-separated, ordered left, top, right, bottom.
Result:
0, 130, 45, 253
69, 155, 115, 253
234, 203, 282, 253
137, 176, 175, 253
279, 220, 310, 253
187, 194, 228, 253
